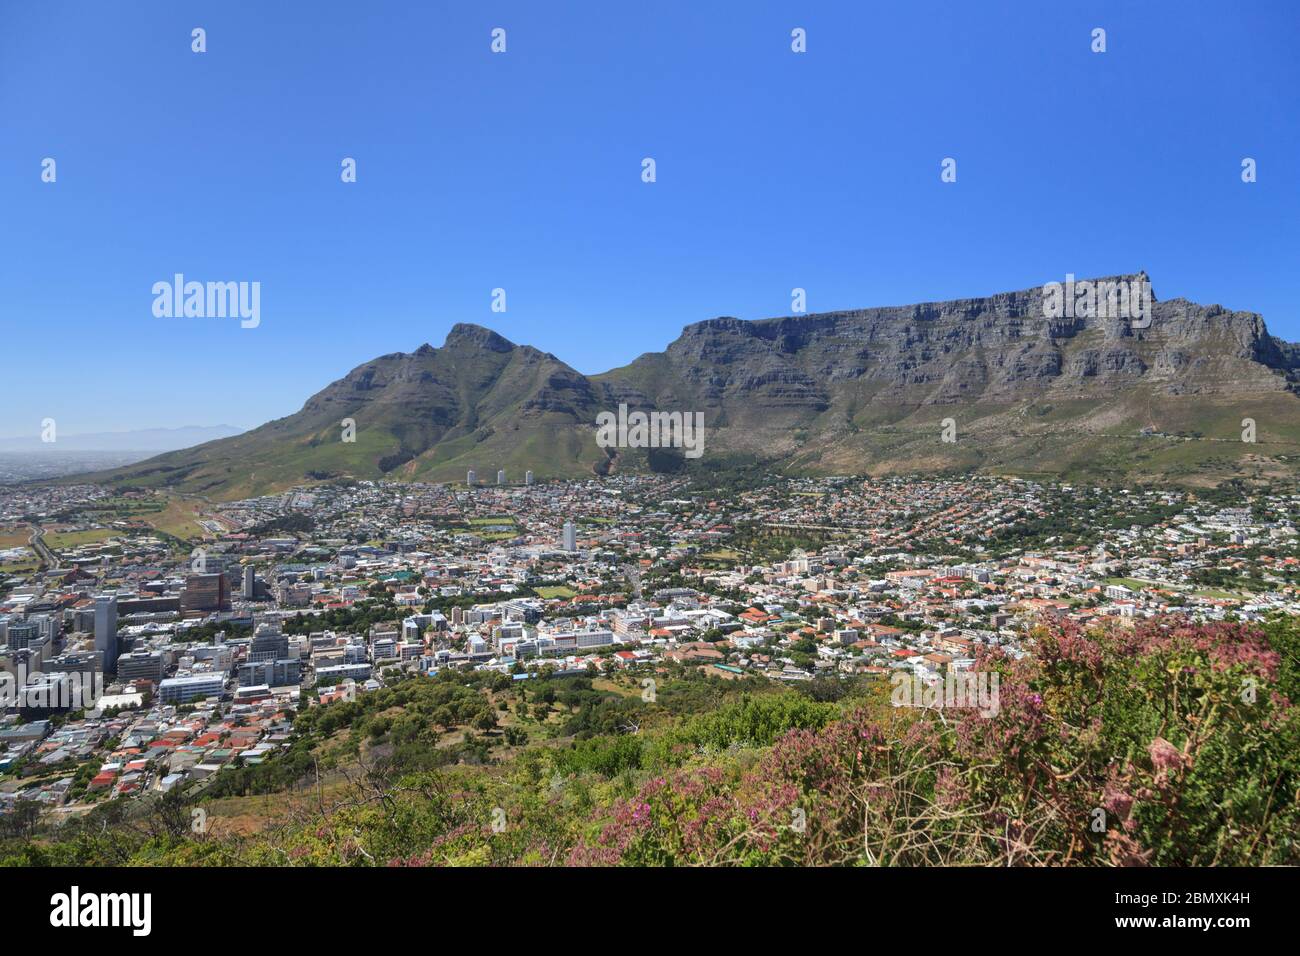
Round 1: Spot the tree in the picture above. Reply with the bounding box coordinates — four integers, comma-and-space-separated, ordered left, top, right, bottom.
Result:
0, 799, 41, 839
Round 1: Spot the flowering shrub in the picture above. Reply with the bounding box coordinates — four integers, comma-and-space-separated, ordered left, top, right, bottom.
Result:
566, 619, 1299, 866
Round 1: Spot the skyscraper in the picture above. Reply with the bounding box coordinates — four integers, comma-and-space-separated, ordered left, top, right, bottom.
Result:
525, 470, 533, 486
242, 564, 256, 600
467, 469, 476, 486
94, 594, 119, 672
497, 469, 506, 485
562, 521, 577, 552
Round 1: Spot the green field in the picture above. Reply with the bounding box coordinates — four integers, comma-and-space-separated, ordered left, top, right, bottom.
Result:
700, 549, 742, 563
534, 585, 576, 599
1103, 577, 1159, 591
44, 529, 119, 549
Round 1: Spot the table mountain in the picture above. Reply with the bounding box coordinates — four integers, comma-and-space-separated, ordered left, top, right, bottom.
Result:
88, 274, 1300, 497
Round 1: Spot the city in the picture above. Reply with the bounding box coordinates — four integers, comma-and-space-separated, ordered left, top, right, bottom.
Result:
2, 472, 1296, 845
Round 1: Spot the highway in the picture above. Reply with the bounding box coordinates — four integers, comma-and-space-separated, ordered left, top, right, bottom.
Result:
27, 525, 59, 569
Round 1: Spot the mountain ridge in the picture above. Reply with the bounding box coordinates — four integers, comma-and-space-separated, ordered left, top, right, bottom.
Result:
77, 274, 1300, 498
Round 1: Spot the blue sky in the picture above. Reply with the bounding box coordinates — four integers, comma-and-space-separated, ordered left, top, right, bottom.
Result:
1, 1, 1297, 437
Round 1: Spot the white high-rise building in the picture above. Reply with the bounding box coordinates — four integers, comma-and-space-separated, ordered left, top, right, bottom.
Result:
562, 521, 577, 552
497, 469, 506, 485
525, 470, 534, 486
467, 469, 477, 487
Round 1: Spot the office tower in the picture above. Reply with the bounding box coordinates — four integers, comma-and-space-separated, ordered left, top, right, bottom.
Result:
497, 469, 506, 485
467, 469, 477, 486
525, 470, 533, 486
5, 620, 38, 650
182, 572, 231, 613
94, 594, 119, 672
242, 564, 256, 600
562, 520, 577, 552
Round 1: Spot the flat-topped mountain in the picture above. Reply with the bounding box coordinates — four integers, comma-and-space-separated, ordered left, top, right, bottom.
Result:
87, 275, 1300, 498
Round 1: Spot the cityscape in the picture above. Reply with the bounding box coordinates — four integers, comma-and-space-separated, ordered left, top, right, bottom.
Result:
1, 0, 1294, 936
1, 469, 1296, 870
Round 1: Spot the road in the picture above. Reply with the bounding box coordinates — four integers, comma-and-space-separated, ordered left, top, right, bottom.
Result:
27, 525, 59, 569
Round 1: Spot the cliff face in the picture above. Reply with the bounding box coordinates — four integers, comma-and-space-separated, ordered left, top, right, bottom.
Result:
91, 275, 1300, 497
599, 276, 1297, 415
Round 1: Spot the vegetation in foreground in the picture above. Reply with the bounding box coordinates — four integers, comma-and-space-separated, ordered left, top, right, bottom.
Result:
5, 617, 1298, 867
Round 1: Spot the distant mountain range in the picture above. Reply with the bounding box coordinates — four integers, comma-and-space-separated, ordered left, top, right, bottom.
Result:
81, 274, 1300, 499
0, 425, 244, 453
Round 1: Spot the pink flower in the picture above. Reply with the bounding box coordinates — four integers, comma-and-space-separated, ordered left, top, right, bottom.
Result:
1148, 737, 1185, 773
1102, 787, 1134, 821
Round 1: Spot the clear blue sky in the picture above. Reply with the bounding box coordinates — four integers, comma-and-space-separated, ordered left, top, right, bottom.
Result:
2, 1, 1297, 437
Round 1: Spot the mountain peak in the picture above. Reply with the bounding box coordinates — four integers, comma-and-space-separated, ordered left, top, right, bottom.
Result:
443, 323, 514, 353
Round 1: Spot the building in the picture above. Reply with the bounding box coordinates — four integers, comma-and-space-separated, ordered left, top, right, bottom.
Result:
41, 652, 98, 678
562, 521, 577, 552
546, 629, 615, 654
237, 658, 301, 687
116, 595, 181, 615
316, 663, 372, 683
276, 582, 311, 607
242, 565, 257, 600
467, 469, 477, 486
116, 650, 165, 683
182, 573, 231, 613
525, 470, 534, 486
233, 684, 272, 704
158, 673, 225, 704
497, 469, 506, 485
29, 614, 59, 644
4, 620, 39, 651
249, 624, 289, 662
94, 595, 119, 672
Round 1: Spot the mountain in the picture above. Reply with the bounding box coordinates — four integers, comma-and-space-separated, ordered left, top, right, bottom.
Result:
83, 275, 1300, 498
85, 325, 609, 498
